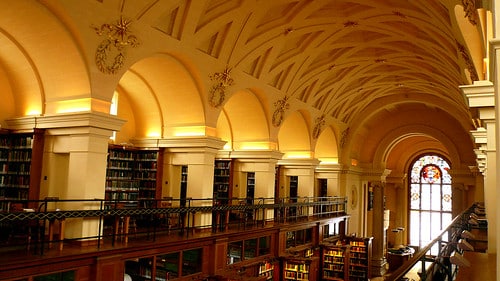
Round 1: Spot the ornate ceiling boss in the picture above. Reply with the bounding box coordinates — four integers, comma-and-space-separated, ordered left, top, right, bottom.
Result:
93, 16, 140, 75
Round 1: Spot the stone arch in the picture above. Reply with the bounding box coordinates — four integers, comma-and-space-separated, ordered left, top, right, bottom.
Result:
219, 89, 270, 150
315, 126, 339, 164
278, 111, 312, 158
117, 53, 205, 139
0, 1, 90, 121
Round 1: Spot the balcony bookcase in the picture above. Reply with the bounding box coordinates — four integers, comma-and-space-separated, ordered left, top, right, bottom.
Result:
0, 129, 44, 211
105, 145, 162, 208
213, 159, 232, 204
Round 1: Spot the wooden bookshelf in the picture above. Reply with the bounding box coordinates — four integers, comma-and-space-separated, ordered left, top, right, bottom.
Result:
0, 129, 44, 210
321, 237, 372, 281
259, 260, 276, 281
347, 237, 372, 281
322, 245, 347, 281
283, 258, 313, 281
213, 159, 232, 203
105, 145, 161, 208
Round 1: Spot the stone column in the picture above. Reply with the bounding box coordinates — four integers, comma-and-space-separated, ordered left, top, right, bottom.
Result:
7, 112, 125, 243
370, 181, 387, 277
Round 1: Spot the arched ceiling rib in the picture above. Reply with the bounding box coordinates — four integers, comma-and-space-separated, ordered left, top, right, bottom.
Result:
146, 0, 480, 127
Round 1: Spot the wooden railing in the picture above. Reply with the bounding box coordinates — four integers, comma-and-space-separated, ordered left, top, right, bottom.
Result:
385, 202, 486, 281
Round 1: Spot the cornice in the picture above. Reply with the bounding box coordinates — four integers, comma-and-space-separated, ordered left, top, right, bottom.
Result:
133, 136, 226, 154
5, 112, 126, 133
229, 150, 284, 161
278, 158, 320, 168
460, 80, 494, 108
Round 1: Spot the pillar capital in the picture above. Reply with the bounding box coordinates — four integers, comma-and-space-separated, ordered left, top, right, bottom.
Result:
6, 112, 125, 136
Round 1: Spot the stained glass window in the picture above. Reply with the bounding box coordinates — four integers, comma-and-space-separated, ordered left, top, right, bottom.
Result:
409, 155, 452, 254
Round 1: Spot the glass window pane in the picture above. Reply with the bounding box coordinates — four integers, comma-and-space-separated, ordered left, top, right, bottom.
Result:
420, 211, 431, 244
296, 229, 305, 245
431, 185, 441, 211
431, 212, 442, 238
228, 241, 243, 264
182, 248, 202, 276
442, 185, 452, 211
410, 184, 420, 210
34, 271, 75, 281
259, 236, 271, 256
286, 231, 295, 248
421, 184, 430, 210
305, 228, 312, 243
409, 211, 420, 246
157, 252, 179, 280
244, 238, 257, 259
125, 257, 153, 281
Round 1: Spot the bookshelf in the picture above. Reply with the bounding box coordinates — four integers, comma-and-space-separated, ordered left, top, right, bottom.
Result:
180, 165, 187, 207
105, 146, 161, 208
213, 159, 232, 203
259, 261, 275, 281
347, 237, 372, 281
288, 176, 298, 217
283, 258, 311, 281
321, 237, 372, 281
0, 129, 44, 210
322, 246, 347, 281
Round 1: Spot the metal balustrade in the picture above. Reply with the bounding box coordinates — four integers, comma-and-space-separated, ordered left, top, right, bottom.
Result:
0, 196, 348, 255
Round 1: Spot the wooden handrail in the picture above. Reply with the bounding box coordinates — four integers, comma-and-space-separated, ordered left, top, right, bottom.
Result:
384, 204, 478, 281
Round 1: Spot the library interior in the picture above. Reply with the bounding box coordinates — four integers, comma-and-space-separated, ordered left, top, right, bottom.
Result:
0, 1, 498, 281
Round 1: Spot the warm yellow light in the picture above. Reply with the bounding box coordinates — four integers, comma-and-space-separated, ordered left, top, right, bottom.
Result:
223, 142, 232, 150
55, 98, 91, 114
172, 126, 206, 137
25, 108, 42, 116
319, 157, 339, 164
284, 151, 312, 159
351, 159, 358, 166
146, 131, 161, 138
238, 141, 271, 150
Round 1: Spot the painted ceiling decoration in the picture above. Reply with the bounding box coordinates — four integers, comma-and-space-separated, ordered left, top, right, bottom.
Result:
461, 0, 479, 25
313, 115, 326, 140
93, 16, 140, 74
272, 95, 290, 127
209, 66, 234, 107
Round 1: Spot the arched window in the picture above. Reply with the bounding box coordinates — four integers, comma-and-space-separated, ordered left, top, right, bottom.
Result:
409, 155, 452, 253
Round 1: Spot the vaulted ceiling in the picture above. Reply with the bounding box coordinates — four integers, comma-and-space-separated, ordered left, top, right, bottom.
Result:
0, 0, 487, 169
140, 0, 484, 126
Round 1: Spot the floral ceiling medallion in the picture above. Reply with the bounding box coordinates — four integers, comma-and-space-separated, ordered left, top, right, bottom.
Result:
462, 0, 478, 25
93, 16, 140, 74
312, 114, 326, 139
209, 66, 234, 107
457, 41, 479, 82
340, 127, 349, 148
272, 96, 290, 127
